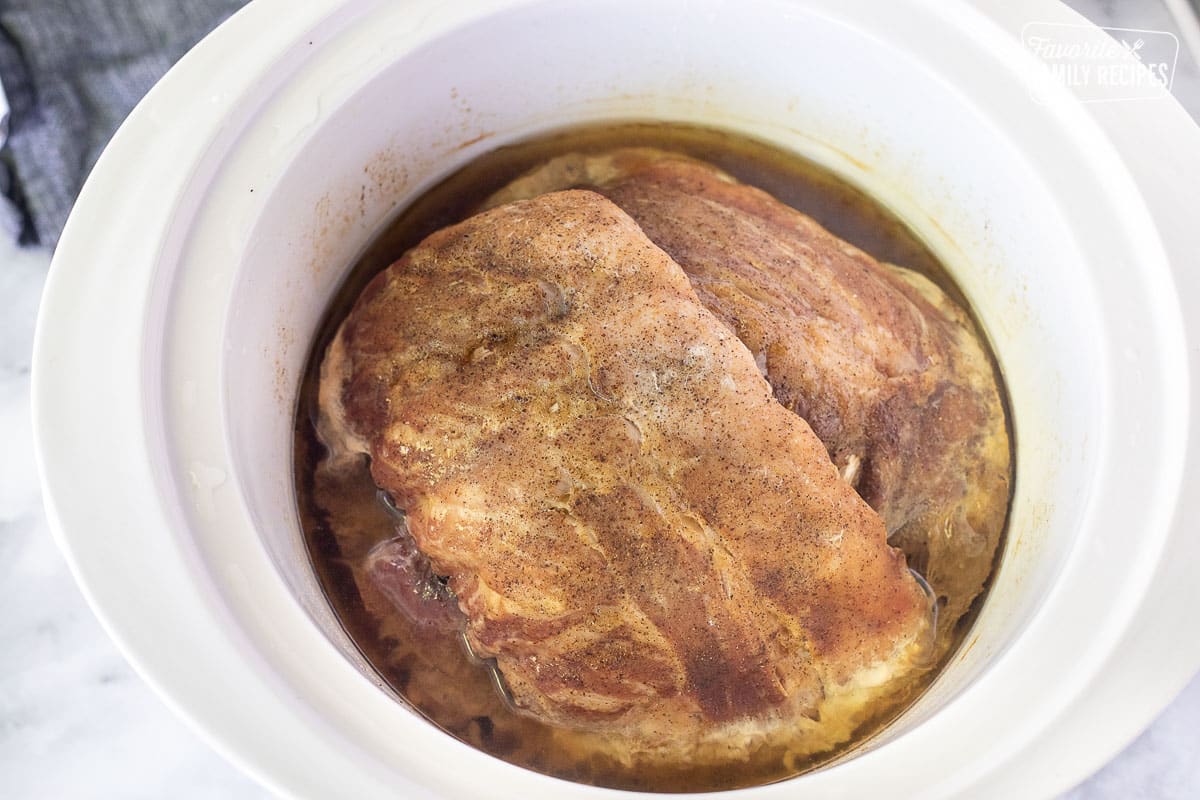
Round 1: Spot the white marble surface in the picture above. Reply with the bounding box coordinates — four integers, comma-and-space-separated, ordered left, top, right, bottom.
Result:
0, 244, 265, 798
2, 1, 1200, 797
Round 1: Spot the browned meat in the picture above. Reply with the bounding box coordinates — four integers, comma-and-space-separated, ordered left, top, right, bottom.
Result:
320, 191, 933, 760
486, 150, 1011, 635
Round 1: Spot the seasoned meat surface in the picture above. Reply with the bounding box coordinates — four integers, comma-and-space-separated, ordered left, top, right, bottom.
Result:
320, 191, 932, 758
486, 150, 1011, 634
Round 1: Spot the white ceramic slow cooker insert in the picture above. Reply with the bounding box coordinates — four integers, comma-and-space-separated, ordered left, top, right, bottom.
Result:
32, 0, 1200, 797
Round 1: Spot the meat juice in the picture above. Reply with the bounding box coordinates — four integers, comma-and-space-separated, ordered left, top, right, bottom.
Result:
293, 123, 1012, 791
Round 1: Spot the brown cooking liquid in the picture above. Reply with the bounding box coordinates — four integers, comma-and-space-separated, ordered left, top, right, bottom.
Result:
294, 122, 1009, 792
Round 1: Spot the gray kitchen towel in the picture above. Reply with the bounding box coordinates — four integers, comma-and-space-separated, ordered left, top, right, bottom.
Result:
0, 0, 249, 248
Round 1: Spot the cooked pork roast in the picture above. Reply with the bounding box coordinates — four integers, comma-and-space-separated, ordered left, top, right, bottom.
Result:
319, 190, 934, 759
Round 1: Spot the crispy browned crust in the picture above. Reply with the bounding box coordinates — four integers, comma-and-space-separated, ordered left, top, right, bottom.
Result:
486, 150, 1012, 635
323, 191, 931, 756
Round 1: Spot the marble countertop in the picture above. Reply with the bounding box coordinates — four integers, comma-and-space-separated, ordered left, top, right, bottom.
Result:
3, 1, 1200, 797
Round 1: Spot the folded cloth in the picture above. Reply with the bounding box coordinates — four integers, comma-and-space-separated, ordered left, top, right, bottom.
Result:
0, 0, 247, 247
0, 76, 20, 240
